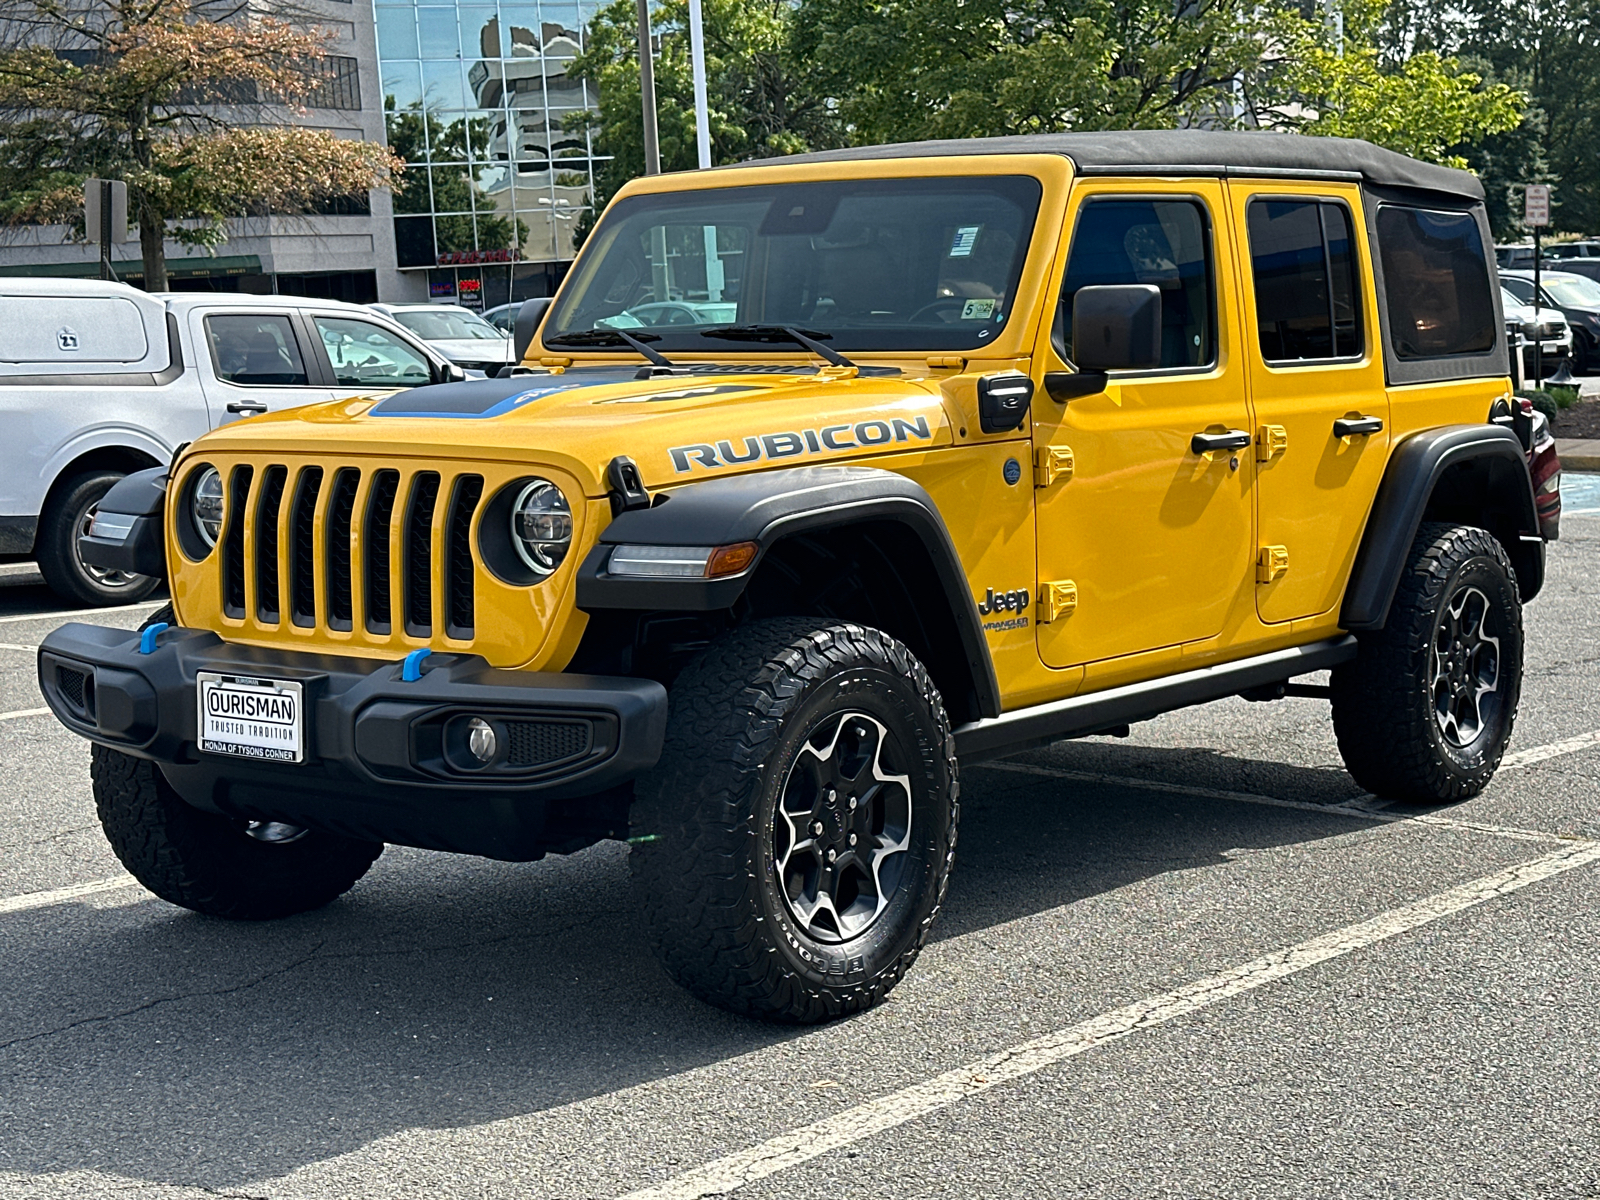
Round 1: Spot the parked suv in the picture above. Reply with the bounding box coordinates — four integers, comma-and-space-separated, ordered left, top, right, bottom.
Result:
1502, 269, 1600, 374
42, 132, 1546, 1022
0, 283, 459, 605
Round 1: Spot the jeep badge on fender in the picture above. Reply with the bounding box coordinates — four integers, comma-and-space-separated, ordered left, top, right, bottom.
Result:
39, 131, 1546, 1025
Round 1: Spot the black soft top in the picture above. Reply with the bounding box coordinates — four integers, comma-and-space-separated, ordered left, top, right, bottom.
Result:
731, 130, 1483, 202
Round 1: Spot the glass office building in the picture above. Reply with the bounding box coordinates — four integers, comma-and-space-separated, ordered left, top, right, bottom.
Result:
373, 0, 603, 308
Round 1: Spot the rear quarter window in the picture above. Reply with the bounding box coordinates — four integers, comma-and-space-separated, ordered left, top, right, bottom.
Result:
1376, 206, 1496, 359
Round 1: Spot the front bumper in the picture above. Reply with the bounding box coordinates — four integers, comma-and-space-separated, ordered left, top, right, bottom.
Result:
37, 623, 668, 860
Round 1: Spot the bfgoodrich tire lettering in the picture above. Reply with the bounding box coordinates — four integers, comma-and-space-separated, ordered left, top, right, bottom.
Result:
630, 618, 959, 1023
91, 746, 382, 919
1331, 522, 1524, 802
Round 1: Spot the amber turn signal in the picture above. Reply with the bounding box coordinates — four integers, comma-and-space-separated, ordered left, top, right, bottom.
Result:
707, 542, 759, 578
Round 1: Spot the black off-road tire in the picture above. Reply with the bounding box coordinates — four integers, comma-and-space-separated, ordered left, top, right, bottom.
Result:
630, 619, 959, 1023
90, 746, 382, 919
1331, 522, 1523, 803
35, 470, 162, 607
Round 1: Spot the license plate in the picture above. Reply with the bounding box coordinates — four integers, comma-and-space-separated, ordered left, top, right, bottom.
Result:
197, 672, 304, 763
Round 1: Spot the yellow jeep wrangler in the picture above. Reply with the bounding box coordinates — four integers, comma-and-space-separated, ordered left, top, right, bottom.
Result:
44, 131, 1544, 1022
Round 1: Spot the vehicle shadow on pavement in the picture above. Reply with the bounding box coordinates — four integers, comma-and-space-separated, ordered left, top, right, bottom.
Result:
0, 747, 1377, 1194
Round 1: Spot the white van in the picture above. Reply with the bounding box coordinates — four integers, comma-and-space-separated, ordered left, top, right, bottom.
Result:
0, 280, 460, 605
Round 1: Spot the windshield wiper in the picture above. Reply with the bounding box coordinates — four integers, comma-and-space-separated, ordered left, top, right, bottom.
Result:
544, 327, 675, 368
699, 325, 854, 368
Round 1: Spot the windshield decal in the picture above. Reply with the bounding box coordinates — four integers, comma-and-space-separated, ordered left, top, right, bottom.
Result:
669, 414, 934, 473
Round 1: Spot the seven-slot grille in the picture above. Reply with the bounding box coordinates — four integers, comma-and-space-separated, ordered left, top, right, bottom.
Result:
219, 463, 485, 642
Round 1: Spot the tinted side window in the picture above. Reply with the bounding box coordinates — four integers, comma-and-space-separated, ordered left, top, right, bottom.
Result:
1376, 207, 1496, 359
205, 315, 309, 386
1059, 199, 1214, 370
1247, 199, 1362, 362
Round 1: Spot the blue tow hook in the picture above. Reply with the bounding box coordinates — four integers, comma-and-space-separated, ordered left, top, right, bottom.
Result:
400, 647, 432, 682
138, 623, 169, 655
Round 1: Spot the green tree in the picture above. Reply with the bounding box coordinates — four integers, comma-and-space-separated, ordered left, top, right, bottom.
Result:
1373, 0, 1598, 235
792, 0, 1297, 140
0, 0, 403, 288
568, 0, 837, 221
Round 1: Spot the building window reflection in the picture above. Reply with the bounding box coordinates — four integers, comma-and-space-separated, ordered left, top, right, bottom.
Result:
375, 0, 601, 304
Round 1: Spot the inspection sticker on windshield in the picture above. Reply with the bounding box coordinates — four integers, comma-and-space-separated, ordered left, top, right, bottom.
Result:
949, 225, 982, 257
960, 299, 997, 320
197, 672, 303, 763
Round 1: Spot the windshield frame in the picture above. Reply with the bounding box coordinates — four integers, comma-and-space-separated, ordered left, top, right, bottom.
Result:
540, 157, 1065, 360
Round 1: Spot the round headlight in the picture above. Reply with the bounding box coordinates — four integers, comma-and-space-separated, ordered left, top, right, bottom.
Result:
510, 478, 572, 576
192, 466, 224, 548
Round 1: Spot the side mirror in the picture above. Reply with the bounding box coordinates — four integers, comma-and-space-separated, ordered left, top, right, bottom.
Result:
437, 360, 466, 384
513, 296, 554, 366
1071, 284, 1162, 372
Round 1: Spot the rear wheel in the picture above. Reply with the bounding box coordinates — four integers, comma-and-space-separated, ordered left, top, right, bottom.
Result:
35, 470, 161, 606
91, 746, 382, 919
630, 619, 959, 1023
1331, 523, 1523, 802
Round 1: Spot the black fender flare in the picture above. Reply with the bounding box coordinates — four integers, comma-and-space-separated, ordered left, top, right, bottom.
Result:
576, 465, 1002, 719
1341, 424, 1542, 630
75, 464, 169, 580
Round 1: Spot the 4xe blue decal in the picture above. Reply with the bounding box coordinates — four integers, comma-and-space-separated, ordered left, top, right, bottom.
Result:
669, 415, 934, 473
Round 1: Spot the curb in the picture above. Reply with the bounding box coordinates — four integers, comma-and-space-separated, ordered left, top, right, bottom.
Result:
1563, 455, 1600, 472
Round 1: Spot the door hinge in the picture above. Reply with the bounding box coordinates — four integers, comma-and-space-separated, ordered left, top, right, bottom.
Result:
1257, 545, 1290, 583
1035, 445, 1075, 487
1038, 579, 1078, 622
1256, 424, 1288, 461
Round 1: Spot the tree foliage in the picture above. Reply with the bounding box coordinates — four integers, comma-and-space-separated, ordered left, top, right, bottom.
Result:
1374, 0, 1600, 235
792, 0, 1294, 140
567, 0, 836, 217
574, 0, 1527, 232
0, 0, 404, 287
1258, 0, 1525, 168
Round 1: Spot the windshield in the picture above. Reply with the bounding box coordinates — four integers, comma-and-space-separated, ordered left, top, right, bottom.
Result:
546, 176, 1044, 353
1543, 275, 1600, 307
394, 309, 506, 341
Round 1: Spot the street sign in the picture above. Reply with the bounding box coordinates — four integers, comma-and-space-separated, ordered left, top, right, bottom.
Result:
1525, 184, 1551, 228
83, 179, 127, 244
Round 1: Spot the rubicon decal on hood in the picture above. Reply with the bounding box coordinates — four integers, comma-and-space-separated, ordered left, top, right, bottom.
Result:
670, 415, 935, 473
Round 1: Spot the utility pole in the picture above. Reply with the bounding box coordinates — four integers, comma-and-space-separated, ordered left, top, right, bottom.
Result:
635, 0, 661, 175
689, 0, 711, 170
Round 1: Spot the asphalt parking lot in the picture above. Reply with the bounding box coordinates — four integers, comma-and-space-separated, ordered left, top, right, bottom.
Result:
2, 479, 1598, 1200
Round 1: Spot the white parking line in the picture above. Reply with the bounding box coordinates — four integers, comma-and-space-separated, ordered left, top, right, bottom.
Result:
0, 642, 38, 653
0, 874, 140, 916
983, 762, 1568, 845
0, 707, 49, 724
0, 600, 163, 625
618, 837, 1600, 1200
1503, 729, 1600, 770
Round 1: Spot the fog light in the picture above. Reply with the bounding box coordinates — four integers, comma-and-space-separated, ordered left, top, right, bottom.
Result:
466, 717, 498, 764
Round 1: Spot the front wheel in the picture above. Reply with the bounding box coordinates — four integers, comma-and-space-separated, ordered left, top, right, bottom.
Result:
630, 619, 959, 1023
1331, 523, 1524, 802
91, 747, 382, 919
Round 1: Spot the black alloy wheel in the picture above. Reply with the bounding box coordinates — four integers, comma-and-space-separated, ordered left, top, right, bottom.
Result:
773, 711, 914, 943
631, 618, 959, 1023
1332, 522, 1523, 802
